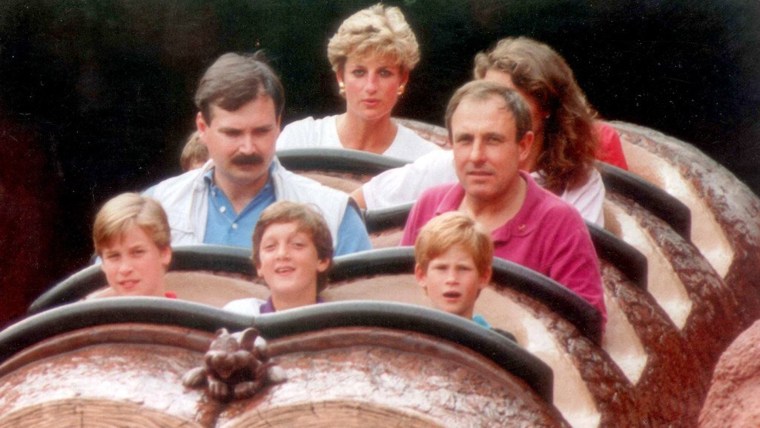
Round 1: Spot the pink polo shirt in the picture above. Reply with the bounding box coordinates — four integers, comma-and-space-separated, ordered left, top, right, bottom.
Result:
401, 171, 606, 324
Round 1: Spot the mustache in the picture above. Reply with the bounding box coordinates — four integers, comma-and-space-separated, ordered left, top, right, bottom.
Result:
231, 154, 264, 166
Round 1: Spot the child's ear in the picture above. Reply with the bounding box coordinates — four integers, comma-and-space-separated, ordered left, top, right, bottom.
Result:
316, 258, 330, 273
479, 266, 492, 290
414, 264, 428, 292
160, 246, 172, 269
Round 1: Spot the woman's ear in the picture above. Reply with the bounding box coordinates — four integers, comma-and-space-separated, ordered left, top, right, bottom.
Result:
335, 64, 345, 86
400, 68, 410, 86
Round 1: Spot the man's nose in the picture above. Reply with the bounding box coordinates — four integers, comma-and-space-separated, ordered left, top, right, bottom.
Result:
239, 135, 256, 154
469, 140, 486, 162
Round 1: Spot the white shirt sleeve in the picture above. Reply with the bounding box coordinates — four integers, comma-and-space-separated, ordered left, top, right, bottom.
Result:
277, 116, 331, 150
557, 168, 606, 227
382, 123, 442, 161
363, 150, 457, 210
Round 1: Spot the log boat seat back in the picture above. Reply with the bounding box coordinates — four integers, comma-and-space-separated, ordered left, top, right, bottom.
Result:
27, 245, 266, 315
598, 162, 691, 240
276, 148, 408, 194
612, 121, 738, 280
325, 247, 631, 427
395, 117, 451, 148
0, 299, 562, 426
363, 202, 413, 248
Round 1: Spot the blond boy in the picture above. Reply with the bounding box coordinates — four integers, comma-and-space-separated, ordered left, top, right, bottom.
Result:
93, 192, 175, 298
414, 211, 493, 327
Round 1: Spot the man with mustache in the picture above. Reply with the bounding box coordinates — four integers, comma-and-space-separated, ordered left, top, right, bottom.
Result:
401, 81, 606, 323
146, 52, 371, 255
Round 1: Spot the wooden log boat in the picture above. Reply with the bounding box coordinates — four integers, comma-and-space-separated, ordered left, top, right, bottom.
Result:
3, 120, 760, 427
0, 299, 564, 427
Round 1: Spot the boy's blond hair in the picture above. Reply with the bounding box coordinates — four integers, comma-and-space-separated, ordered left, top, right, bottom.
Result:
93, 192, 171, 254
179, 131, 208, 171
252, 201, 334, 292
414, 211, 493, 277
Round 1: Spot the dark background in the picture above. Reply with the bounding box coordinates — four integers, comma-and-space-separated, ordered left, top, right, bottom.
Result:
1, 0, 759, 325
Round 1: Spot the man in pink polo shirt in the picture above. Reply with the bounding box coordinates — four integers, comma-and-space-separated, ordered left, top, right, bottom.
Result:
401, 80, 606, 322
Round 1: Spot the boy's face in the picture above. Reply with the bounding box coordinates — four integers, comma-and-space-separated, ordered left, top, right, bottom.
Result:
256, 221, 329, 302
100, 225, 171, 297
415, 244, 491, 319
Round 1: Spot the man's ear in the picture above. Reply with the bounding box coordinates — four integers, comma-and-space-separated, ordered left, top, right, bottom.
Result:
196, 112, 208, 144
518, 130, 535, 164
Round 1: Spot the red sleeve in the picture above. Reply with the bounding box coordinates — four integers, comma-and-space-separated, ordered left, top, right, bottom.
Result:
543, 210, 607, 327
595, 122, 629, 170
400, 201, 424, 246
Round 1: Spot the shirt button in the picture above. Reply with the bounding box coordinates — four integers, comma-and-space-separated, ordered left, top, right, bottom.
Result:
219, 206, 226, 213
231, 223, 238, 230
518, 224, 526, 231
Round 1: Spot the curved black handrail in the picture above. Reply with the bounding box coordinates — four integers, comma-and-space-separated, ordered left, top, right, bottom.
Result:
598, 162, 691, 240
27, 244, 254, 315
587, 223, 648, 290
254, 300, 553, 402
3, 298, 251, 363
489, 258, 603, 344
1, 298, 553, 403
276, 148, 408, 175
329, 247, 603, 344
329, 247, 416, 282
364, 202, 414, 235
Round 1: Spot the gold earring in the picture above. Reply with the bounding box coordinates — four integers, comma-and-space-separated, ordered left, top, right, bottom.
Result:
397, 85, 405, 96
339, 82, 345, 96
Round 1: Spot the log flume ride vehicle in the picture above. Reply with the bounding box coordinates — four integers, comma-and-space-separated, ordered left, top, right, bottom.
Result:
1, 120, 759, 427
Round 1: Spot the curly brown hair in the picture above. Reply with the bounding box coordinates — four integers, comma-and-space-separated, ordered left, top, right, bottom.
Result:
474, 37, 598, 194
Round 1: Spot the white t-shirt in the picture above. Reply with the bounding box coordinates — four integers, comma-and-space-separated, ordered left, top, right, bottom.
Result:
276, 115, 441, 162
362, 149, 606, 226
223, 298, 266, 316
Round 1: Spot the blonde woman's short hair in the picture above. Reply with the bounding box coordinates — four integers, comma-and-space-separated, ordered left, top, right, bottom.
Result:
93, 192, 171, 254
414, 211, 493, 278
327, 3, 420, 73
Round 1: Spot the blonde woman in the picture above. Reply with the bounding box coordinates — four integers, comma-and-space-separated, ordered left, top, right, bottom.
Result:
276, 4, 440, 161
